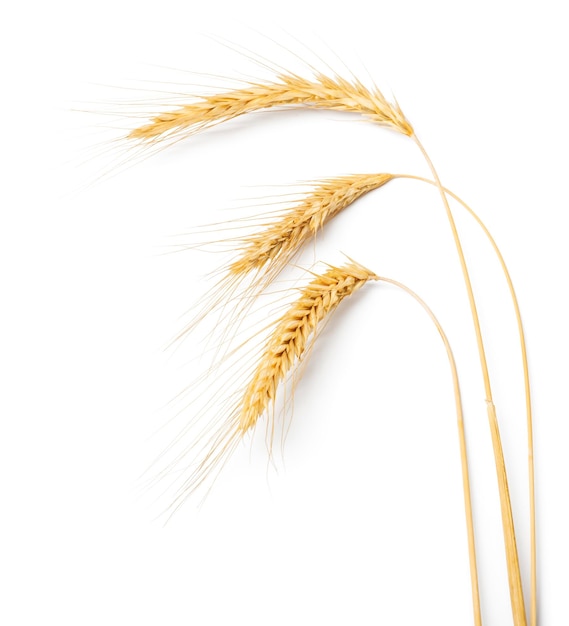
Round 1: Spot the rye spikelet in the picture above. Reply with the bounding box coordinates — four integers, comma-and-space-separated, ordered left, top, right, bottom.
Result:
239, 260, 378, 432
128, 72, 413, 143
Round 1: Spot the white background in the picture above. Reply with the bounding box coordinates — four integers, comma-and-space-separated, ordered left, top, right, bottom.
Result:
1, 1, 568, 624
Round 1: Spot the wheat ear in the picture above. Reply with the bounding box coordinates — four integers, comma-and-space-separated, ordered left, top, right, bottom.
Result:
230, 174, 393, 277
172, 174, 393, 346
239, 260, 377, 432
164, 260, 377, 510
128, 72, 413, 143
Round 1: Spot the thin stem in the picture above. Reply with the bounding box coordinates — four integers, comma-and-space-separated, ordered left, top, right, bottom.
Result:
394, 173, 536, 626
378, 276, 482, 626
412, 137, 493, 400
411, 135, 527, 626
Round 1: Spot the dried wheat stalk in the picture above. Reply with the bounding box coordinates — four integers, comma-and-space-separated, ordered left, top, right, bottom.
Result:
162, 255, 483, 622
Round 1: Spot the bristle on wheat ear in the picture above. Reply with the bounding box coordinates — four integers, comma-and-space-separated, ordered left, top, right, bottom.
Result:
128, 72, 413, 142
238, 260, 378, 432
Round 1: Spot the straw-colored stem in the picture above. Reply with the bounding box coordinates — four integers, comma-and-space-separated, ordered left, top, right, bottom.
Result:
378, 276, 482, 626
394, 173, 536, 625
412, 135, 527, 626
486, 400, 528, 621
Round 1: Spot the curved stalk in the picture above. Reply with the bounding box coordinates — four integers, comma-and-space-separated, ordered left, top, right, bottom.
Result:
378, 276, 482, 626
411, 136, 527, 626
393, 173, 536, 626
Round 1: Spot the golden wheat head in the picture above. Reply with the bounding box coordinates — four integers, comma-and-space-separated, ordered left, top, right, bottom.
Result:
128, 72, 413, 144
165, 260, 377, 506
238, 259, 378, 431
230, 173, 394, 277
174, 174, 392, 344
